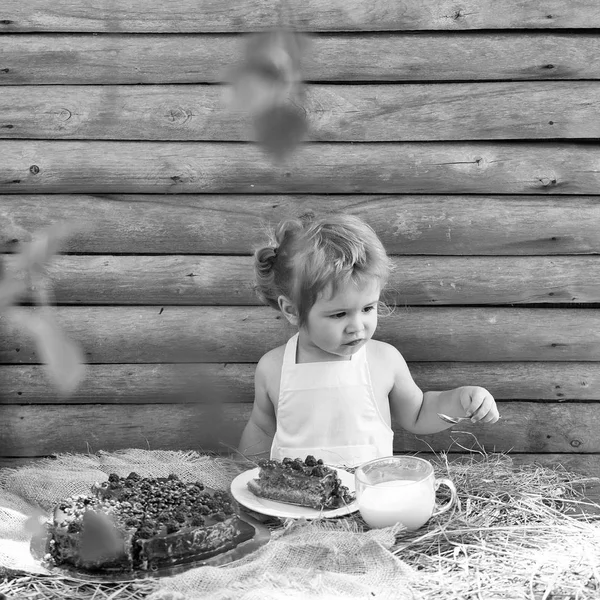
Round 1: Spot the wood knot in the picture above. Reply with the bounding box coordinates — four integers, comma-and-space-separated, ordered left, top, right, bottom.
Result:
167, 107, 193, 126
29, 165, 40, 174
57, 108, 72, 122
570, 439, 582, 448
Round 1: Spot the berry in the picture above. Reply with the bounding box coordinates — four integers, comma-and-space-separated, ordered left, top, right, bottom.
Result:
311, 465, 327, 478
67, 521, 81, 533
305, 455, 317, 467
166, 521, 179, 534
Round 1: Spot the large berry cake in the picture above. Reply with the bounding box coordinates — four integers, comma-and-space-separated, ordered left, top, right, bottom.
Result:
44, 472, 255, 573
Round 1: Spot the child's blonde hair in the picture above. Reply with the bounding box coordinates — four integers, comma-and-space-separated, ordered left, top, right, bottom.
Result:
254, 213, 390, 325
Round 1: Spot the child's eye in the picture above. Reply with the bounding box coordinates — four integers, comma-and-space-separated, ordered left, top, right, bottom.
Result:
363, 305, 376, 313
330, 312, 346, 319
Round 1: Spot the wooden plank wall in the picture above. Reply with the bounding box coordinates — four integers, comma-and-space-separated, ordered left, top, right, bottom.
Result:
1, 1, 599, 476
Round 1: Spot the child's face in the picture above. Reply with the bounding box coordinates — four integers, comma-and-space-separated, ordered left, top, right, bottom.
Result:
301, 277, 381, 360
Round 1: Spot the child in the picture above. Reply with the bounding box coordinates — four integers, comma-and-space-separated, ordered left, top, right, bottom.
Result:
238, 213, 499, 466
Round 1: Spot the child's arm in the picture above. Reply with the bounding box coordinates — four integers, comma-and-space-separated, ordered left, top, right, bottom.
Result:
238, 357, 277, 459
385, 344, 499, 434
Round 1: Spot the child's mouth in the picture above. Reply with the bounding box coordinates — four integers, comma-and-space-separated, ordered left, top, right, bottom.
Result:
345, 339, 363, 346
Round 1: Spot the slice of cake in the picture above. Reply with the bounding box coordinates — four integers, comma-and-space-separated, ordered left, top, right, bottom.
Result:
45, 472, 255, 573
247, 455, 355, 509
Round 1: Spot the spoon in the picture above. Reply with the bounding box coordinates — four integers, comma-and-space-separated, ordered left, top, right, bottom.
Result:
438, 413, 502, 424
437, 413, 473, 424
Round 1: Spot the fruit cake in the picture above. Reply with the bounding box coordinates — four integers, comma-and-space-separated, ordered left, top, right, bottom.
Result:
45, 472, 255, 573
247, 455, 355, 509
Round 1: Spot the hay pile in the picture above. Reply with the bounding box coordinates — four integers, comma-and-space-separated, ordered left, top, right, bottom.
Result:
393, 452, 600, 599
0, 570, 159, 600
0, 450, 599, 600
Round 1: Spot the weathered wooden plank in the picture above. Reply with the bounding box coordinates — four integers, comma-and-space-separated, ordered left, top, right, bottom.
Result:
393, 401, 599, 454
1, 307, 599, 363
4, 255, 600, 306
1, 34, 599, 84
0, 404, 248, 456
3, 82, 600, 141
0, 402, 597, 456
1, 362, 598, 404
1, 141, 598, 194
1, 0, 598, 32
2, 194, 599, 256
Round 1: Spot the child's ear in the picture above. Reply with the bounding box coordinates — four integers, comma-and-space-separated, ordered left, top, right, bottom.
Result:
277, 295, 299, 326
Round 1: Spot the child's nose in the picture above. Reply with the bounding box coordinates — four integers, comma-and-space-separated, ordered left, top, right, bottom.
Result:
346, 315, 364, 333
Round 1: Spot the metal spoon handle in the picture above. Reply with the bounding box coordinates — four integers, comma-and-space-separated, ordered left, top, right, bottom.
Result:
437, 413, 471, 424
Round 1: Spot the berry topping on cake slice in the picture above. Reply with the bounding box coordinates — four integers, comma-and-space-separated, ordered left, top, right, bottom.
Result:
247, 455, 355, 509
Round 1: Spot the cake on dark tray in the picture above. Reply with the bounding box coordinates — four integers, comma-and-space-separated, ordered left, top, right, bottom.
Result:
247, 455, 355, 509
45, 472, 255, 573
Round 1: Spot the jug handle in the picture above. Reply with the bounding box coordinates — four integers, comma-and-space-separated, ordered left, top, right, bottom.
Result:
432, 478, 459, 518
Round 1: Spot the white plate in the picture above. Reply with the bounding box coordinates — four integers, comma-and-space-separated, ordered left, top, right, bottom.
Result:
231, 467, 358, 519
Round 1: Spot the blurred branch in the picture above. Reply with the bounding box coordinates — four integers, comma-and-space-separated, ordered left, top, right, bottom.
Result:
1, 222, 89, 396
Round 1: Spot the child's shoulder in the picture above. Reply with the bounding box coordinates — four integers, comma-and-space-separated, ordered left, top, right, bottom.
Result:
256, 344, 286, 375
365, 340, 407, 395
366, 339, 405, 363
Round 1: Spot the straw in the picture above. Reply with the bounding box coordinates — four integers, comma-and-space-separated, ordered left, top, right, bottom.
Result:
0, 571, 159, 600
390, 450, 600, 599
1, 448, 599, 600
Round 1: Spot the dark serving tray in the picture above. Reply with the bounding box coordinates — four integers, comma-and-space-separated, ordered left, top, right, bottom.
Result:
30, 511, 271, 582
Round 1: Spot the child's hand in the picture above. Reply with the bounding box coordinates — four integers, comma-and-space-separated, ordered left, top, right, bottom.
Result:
459, 386, 500, 424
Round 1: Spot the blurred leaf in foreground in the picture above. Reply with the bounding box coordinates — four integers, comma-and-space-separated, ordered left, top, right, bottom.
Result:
254, 103, 307, 160
14, 221, 87, 277
228, 28, 309, 161
0, 279, 25, 311
8, 307, 87, 396
0, 221, 89, 395
229, 29, 307, 112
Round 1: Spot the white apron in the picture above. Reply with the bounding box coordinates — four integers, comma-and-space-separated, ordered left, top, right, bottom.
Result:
270, 333, 394, 467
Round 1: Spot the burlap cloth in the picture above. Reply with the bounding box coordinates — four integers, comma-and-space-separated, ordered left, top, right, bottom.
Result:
0, 449, 419, 599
